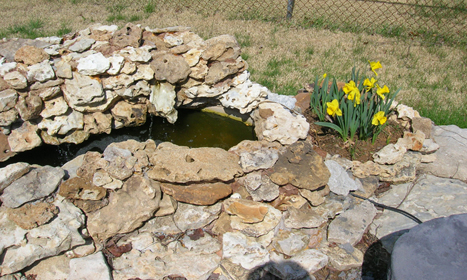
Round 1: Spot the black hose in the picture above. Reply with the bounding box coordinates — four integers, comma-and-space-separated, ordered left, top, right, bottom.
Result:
350, 192, 423, 224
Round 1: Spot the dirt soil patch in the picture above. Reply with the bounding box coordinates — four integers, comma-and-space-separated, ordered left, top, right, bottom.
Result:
304, 108, 405, 162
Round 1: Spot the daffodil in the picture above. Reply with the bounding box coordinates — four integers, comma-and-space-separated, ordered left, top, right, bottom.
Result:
376, 84, 390, 100
372, 111, 387, 126
326, 99, 342, 117
323, 73, 327, 79
363, 77, 377, 92
369, 60, 382, 76
343, 80, 361, 107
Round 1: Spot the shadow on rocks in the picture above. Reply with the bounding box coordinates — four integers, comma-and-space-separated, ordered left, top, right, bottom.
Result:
246, 261, 312, 280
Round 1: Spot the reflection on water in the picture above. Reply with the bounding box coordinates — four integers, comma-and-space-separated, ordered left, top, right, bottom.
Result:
0, 109, 256, 168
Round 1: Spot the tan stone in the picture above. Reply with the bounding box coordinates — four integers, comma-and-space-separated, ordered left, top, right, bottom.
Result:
299, 185, 330, 206
224, 198, 269, 224
161, 182, 232, 206
14, 45, 49, 65
58, 176, 107, 201
7, 202, 59, 230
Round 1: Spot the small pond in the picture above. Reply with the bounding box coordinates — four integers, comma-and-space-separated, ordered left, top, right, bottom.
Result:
0, 109, 256, 168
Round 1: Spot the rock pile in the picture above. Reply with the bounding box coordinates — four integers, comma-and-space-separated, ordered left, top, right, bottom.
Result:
0, 23, 296, 162
1, 23, 467, 280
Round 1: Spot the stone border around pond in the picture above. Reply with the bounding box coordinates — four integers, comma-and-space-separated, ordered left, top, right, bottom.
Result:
1, 23, 466, 280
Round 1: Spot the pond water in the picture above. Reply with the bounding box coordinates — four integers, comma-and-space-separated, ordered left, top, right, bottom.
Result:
0, 109, 256, 168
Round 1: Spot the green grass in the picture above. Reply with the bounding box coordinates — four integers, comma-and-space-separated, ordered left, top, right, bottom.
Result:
6, 19, 45, 39
144, 2, 156, 14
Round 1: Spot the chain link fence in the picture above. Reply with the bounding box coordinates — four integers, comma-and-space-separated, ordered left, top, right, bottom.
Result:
153, 0, 466, 45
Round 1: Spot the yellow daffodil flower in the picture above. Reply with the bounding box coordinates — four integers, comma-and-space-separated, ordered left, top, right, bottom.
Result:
376, 84, 390, 100
363, 77, 377, 92
368, 60, 382, 76
326, 99, 342, 117
372, 111, 387, 126
323, 73, 327, 79
343, 80, 361, 107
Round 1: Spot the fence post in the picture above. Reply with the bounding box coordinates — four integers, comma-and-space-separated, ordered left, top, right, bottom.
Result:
287, 0, 295, 20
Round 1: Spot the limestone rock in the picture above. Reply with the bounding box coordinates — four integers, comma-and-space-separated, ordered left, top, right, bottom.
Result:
270, 141, 330, 190
77, 52, 110, 76
182, 48, 202, 66
55, 59, 73, 79
419, 138, 440, 154
27, 61, 55, 82
106, 55, 125, 75
147, 144, 243, 183
0, 132, 16, 162
202, 34, 241, 61
149, 82, 177, 123
7, 121, 42, 152
378, 152, 421, 183
119, 46, 152, 62
328, 200, 377, 245
396, 104, 420, 119
244, 174, 280, 202
253, 102, 309, 145
396, 130, 425, 151
101, 74, 134, 90
419, 125, 467, 181
62, 72, 105, 109
40, 96, 69, 118
230, 140, 284, 172
0, 89, 18, 112
0, 109, 18, 126
68, 252, 112, 280
325, 160, 363, 196
14, 45, 49, 65
161, 182, 232, 206
299, 185, 330, 206
150, 52, 191, 84
40, 128, 90, 145
139, 215, 182, 236
6, 202, 59, 230
373, 143, 407, 165
272, 229, 310, 256
321, 244, 364, 271
352, 160, 383, 179
22, 254, 70, 280
0, 162, 30, 192
230, 203, 282, 237
154, 193, 177, 216
0, 198, 86, 275
173, 202, 222, 232
222, 231, 270, 270
86, 175, 161, 243
3, 71, 27, 89
84, 111, 113, 134
204, 58, 246, 85
267, 92, 297, 110
224, 198, 269, 223
38, 110, 84, 135
371, 174, 467, 239
110, 100, 147, 127
59, 176, 106, 200
283, 203, 326, 229
15, 94, 43, 120
69, 37, 96, 53
110, 23, 142, 48
269, 249, 328, 277
1, 165, 64, 208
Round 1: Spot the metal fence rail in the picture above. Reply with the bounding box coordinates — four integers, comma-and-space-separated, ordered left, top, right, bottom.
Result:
155, 0, 466, 44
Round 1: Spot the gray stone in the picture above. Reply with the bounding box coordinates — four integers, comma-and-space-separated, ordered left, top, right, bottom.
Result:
147, 143, 243, 184
246, 175, 280, 202
390, 213, 467, 280
0, 162, 30, 192
269, 249, 328, 276
77, 53, 110, 76
272, 229, 310, 256
419, 125, 467, 181
373, 143, 407, 165
173, 202, 222, 231
328, 200, 377, 245
27, 61, 55, 82
253, 102, 309, 145
1, 166, 64, 208
0, 198, 86, 275
371, 174, 467, 239
222, 231, 270, 270
139, 215, 182, 236
86, 175, 161, 243
149, 82, 177, 123
23, 254, 70, 280
325, 160, 363, 196
321, 244, 364, 271
283, 204, 326, 229
378, 152, 421, 183
0, 89, 18, 112
239, 148, 279, 173
3, 71, 27, 89
62, 72, 105, 109
68, 252, 112, 280
69, 38, 96, 53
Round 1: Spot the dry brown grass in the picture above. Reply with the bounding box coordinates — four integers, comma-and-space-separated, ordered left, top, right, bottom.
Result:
0, 0, 466, 126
